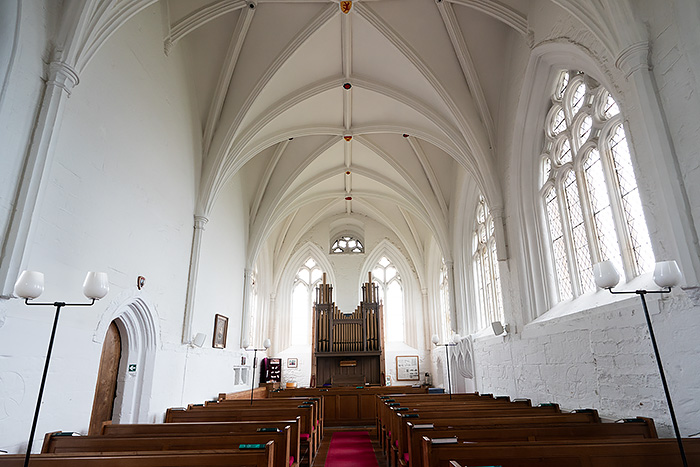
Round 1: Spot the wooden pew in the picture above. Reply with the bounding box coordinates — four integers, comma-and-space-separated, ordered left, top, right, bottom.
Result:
100, 420, 300, 467
376, 395, 528, 451
403, 417, 656, 467
385, 403, 562, 465
420, 436, 700, 467
165, 406, 315, 466
41, 430, 289, 467
0, 443, 275, 466
208, 397, 323, 449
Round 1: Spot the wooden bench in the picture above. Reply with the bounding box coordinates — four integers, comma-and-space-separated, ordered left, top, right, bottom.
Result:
41, 430, 290, 467
403, 417, 656, 467
385, 404, 562, 464
165, 406, 315, 466
100, 420, 300, 467
0, 444, 274, 466
209, 397, 323, 449
420, 436, 700, 467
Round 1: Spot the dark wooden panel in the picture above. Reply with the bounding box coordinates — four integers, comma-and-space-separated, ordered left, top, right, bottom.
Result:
88, 322, 121, 435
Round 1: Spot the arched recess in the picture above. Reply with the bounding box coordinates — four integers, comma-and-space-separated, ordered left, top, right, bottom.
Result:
93, 290, 159, 424
512, 41, 624, 320
512, 40, 700, 323
272, 242, 336, 351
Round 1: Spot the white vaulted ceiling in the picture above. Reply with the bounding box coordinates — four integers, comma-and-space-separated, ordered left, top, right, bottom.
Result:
164, 0, 531, 273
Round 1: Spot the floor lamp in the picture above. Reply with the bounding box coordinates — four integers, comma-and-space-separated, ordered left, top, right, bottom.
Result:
593, 260, 687, 467
432, 334, 457, 399
244, 338, 271, 405
14, 270, 109, 467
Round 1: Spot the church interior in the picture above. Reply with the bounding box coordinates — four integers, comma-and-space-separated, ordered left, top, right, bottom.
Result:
1, 0, 700, 464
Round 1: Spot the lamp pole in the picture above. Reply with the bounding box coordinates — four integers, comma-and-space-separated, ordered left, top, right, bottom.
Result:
244, 338, 271, 405
432, 335, 456, 399
594, 259, 687, 467
22, 300, 96, 467
14, 269, 109, 467
607, 287, 687, 467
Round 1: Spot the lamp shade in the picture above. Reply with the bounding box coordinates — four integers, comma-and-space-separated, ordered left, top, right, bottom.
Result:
14, 271, 44, 299
452, 332, 461, 343
83, 272, 109, 299
431, 334, 439, 345
263, 338, 271, 349
653, 260, 682, 288
593, 261, 620, 289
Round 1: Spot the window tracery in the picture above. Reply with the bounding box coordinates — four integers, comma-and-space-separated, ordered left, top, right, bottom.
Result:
540, 70, 654, 304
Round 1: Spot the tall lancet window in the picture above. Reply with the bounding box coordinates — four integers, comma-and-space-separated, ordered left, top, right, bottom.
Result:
472, 196, 503, 330
371, 256, 404, 342
540, 70, 654, 304
291, 258, 323, 345
248, 269, 258, 347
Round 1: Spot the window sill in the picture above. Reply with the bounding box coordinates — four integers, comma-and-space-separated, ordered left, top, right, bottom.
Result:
530, 271, 659, 326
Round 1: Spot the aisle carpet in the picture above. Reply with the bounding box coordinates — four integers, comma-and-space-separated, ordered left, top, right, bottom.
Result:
324, 431, 379, 467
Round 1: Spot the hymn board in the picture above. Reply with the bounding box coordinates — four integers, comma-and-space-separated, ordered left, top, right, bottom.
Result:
311, 274, 385, 386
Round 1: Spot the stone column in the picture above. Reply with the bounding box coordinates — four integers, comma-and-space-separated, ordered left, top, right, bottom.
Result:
181, 215, 208, 343
1, 60, 79, 296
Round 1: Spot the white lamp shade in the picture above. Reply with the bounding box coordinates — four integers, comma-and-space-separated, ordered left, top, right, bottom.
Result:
263, 338, 271, 349
452, 332, 461, 343
593, 261, 620, 289
431, 334, 439, 345
14, 271, 44, 299
653, 260, 682, 288
83, 272, 109, 299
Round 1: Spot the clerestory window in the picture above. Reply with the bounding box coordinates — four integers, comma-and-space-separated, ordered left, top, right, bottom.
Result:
540, 70, 654, 304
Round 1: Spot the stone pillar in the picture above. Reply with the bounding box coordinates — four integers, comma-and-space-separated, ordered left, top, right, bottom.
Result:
181, 215, 208, 343
0, 60, 79, 296
239, 268, 255, 348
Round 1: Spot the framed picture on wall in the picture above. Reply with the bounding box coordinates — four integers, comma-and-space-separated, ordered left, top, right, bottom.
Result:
213, 314, 228, 349
287, 358, 298, 368
396, 355, 419, 381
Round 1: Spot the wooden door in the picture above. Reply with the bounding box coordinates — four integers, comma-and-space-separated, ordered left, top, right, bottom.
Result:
88, 321, 122, 434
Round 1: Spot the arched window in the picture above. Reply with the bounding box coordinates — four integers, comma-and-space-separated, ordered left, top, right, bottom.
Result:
331, 235, 364, 254
439, 259, 452, 340
291, 258, 324, 345
540, 70, 654, 304
371, 256, 404, 342
472, 196, 504, 330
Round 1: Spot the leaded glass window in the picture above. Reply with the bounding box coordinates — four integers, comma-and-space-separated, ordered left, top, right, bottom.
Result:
330, 235, 364, 254
291, 258, 323, 345
371, 256, 404, 342
472, 196, 504, 330
539, 70, 654, 304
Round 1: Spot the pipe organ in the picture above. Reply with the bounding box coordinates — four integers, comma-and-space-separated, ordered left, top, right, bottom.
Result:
311, 273, 385, 386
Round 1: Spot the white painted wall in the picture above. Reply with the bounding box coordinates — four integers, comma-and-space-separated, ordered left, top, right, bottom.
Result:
0, 3, 249, 453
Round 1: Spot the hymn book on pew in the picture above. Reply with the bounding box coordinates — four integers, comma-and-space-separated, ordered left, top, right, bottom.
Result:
430, 437, 458, 444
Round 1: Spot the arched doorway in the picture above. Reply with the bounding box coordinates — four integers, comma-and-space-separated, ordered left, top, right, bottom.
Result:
93, 293, 159, 425
88, 321, 121, 434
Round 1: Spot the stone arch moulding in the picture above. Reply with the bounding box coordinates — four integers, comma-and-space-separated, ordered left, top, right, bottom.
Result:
93, 289, 160, 424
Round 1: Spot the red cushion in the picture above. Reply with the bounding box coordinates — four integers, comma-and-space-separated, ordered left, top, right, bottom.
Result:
404, 453, 409, 463
300, 433, 310, 440
395, 440, 399, 447
289, 455, 295, 466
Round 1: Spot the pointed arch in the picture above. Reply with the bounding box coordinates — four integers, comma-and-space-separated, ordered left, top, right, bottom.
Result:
93, 290, 159, 424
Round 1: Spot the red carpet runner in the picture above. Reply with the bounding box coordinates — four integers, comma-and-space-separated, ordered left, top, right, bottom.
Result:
324, 431, 379, 467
